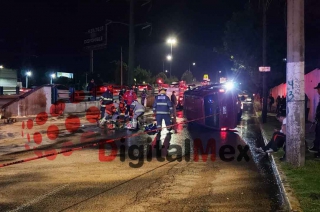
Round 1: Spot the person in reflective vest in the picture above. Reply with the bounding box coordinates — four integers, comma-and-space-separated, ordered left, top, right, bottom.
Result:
123, 86, 137, 116
99, 103, 117, 128
99, 85, 113, 119
128, 100, 145, 129
153, 88, 173, 132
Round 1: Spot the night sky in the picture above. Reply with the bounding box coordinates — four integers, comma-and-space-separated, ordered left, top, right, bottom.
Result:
1, 0, 319, 88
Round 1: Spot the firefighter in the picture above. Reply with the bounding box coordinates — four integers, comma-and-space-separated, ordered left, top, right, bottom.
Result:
127, 100, 145, 130
153, 88, 173, 133
123, 86, 137, 116
99, 85, 113, 119
99, 103, 117, 128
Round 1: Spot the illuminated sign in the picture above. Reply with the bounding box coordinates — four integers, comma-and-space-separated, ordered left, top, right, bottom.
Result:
57, 72, 73, 79
220, 77, 227, 83
203, 74, 210, 81
259, 66, 271, 72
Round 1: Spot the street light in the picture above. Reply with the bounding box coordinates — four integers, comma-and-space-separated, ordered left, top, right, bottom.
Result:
167, 55, 172, 61
0, 65, 3, 69
50, 73, 55, 84
166, 37, 177, 78
165, 70, 168, 73
26, 71, 32, 88
189, 62, 196, 72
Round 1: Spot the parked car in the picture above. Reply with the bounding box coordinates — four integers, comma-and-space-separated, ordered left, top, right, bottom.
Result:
137, 84, 152, 91
113, 85, 129, 94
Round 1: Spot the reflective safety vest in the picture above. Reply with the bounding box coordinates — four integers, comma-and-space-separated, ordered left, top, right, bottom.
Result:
100, 91, 113, 107
130, 100, 145, 114
152, 94, 173, 115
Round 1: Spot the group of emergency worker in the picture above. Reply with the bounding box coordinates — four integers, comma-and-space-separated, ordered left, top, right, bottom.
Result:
99, 85, 146, 130
98, 84, 175, 133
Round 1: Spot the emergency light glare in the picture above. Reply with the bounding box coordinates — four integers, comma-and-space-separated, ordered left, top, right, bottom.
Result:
225, 82, 234, 90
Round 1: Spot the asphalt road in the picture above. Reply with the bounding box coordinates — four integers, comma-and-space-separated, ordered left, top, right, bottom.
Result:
0, 103, 285, 211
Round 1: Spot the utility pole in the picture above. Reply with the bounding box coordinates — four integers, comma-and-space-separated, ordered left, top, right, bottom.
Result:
121, 47, 123, 86
90, 50, 93, 73
170, 44, 172, 78
262, 0, 268, 123
163, 61, 164, 72
286, 0, 305, 167
128, 0, 135, 86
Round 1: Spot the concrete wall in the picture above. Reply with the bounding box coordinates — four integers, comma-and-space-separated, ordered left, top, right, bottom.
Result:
64, 101, 100, 114
2, 86, 127, 117
3, 86, 52, 117
270, 68, 320, 121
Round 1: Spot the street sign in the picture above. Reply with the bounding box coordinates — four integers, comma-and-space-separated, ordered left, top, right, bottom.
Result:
84, 25, 107, 49
203, 74, 209, 80
259, 66, 271, 72
57, 72, 73, 79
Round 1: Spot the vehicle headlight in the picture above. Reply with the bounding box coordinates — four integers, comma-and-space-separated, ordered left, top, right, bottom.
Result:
225, 82, 234, 90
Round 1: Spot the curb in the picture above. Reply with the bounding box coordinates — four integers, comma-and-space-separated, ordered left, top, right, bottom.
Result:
254, 108, 302, 212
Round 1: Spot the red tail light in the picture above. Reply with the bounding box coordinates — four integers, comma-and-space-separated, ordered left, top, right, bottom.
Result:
219, 89, 225, 93
221, 128, 227, 131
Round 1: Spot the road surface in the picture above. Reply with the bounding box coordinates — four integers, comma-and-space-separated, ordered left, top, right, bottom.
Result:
0, 103, 285, 211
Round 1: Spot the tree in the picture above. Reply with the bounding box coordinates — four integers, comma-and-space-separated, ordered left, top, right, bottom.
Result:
133, 65, 152, 84
181, 70, 194, 84
166, 76, 179, 84
222, 2, 286, 90
223, 7, 261, 89
154, 72, 167, 84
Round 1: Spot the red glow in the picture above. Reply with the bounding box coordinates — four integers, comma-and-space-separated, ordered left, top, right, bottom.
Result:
219, 89, 225, 93
100, 87, 107, 92
221, 128, 227, 131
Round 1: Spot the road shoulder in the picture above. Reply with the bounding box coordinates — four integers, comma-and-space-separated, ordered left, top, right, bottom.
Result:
254, 109, 302, 212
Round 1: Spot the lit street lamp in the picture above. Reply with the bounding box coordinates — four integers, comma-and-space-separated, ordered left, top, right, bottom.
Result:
0, 65, 3, 69
167, 55, 172, 61
26, 71, 32, 88
166, 37, 177, 78
50, 73, 56, 84
189, 62, 196, 72
165, 70, 168, 73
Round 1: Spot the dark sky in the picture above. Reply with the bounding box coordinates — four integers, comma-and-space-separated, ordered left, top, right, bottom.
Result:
0, 0, 319, 86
